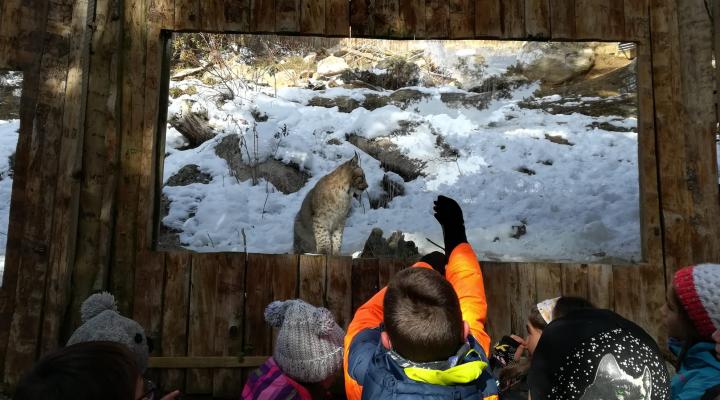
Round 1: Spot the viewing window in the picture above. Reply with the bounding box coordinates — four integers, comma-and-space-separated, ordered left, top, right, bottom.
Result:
156, 34, 640, 263
0, 70, 22, 284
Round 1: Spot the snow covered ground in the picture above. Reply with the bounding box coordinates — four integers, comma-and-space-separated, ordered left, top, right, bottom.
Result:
160, 41, 649, 263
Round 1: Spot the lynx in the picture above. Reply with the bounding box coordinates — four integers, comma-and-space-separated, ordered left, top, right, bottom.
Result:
294, 154, 368, 255
580, 353, 652, 400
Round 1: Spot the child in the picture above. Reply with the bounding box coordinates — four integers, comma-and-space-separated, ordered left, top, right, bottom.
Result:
242, 299, 346, 400
15, 341, 180, 400
528, 308, 670, 400
665, 264, 720, 400
343, 195, 499, 400
492, 296, 594, 399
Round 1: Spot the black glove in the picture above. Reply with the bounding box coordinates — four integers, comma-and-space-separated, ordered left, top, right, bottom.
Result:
419, 251, 446, 275
490, 335, 522, 370
433, 195, 468, 255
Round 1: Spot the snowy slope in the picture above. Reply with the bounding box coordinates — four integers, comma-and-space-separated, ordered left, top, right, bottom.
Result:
0, 120, 19, 282
162, 67, 642, 262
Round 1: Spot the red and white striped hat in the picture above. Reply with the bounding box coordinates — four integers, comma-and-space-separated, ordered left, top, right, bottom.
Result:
673, 264, 720, 339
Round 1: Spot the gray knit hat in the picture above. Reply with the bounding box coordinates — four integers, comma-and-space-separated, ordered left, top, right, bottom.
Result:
264, 299, 345, 383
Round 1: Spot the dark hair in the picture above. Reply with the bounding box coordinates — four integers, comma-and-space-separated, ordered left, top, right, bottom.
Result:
669, 287, 703, 367
384, 267, 463, 362
15, 341, 140, 400
553, 296, 595, 320
498, 296, 595, 393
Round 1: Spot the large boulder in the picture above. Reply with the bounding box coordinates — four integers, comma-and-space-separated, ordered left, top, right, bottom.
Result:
360, 228, 419, 261
214, 134, 309, 194
519, 42, 596, 85
317, 55, 350, 76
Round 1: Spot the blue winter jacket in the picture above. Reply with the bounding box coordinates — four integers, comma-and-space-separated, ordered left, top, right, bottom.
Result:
671, 340, 720, 400
347, 327, 499, 400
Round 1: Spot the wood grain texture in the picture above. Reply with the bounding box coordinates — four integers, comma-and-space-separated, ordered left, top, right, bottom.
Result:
378, 258, 405, 288
474, 0, 501, 37
371, 0, 400, 37
244, 254, 274, 367
449, 0, 474, 38
425, 0, 449, 38
186, 254, 219, 394
325, 0, 349, 36
132, 252, 166, 357
483, 262, 511, 342
276, 0, 301, 32
350, 0, 370, 36
587, 264, 613, 309
575, 0, 624, 40
561, 263, 588, 298
299, 255, 326, 307
534, 263, 562, 301
301, 0, 325, 34
398, 0, 425, 38
176, 0, 201, 30
501, 0, 524, 38
326, 256, 352, 330
224, 0, 251, 31
624, 0, 648, 41
271, 254, 298, 349
212, 254, 246, 398
524, 0, 550, 38
41, 0, 93, 353
251, 0, 276, 32
511, 263, 536, 335
351, 259, 379, 314
549, 0, 575, 39
160, 253, 192, 392
201, 0, 225, 31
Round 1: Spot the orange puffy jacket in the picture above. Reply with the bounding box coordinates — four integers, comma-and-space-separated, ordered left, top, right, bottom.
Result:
343, 243, 491, 400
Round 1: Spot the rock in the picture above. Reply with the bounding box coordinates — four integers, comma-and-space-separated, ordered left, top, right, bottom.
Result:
360, 94, 392, 111
388, 88, 430, 108
360, 228, 420, 261
168, 100, 216, 148
251, 108, 269, 122
544, 134, 574, 146
156, 194, 184, 251
439, 92, 492, 109
346, 134, 425, 181
511, 223, 527, 239
303, 52, 317, 64
166, 164, 212, 186
515, 166, 536, 176
520, 42, 596, 85
373, 56, 421, 90
214, 134, 310, 194
307, 96, 362, 113
369, 173, 405, 209
317, 55, 350, 76
326, 138, 343, 146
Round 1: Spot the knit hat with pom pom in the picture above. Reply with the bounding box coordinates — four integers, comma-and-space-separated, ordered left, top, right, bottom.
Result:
673, 264, 720, 339
264, 299, 345, 383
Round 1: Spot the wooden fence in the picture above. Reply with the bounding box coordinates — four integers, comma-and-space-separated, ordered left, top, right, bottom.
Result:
134, 252, 649, 398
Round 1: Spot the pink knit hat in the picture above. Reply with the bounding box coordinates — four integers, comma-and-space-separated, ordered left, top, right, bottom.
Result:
673, 264, 720, 339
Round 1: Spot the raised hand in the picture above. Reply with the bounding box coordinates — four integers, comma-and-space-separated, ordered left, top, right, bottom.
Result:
433, 195, 468, 254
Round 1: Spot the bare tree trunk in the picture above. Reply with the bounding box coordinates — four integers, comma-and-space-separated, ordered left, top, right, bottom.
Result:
169, 112, 216, 148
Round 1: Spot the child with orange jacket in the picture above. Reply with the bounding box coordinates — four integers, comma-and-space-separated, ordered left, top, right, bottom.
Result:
343, 195, 499, 400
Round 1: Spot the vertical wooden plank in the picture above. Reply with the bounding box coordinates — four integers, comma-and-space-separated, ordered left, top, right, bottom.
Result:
301, 0, 326, 34
350, 0, 370, 37
224, 0, 251, 31
378, 258, 406, 288
212, 254, 246, 399
186, 254, 219, 394
325, 0, 349, 35
72, 0, 123, 334
271, 254, 299, 349
624, 0, 648, 41
611, 265, 641, 323
398, 0, 425, 38
676, 0, 720, 265
524, 0, 550, 38
132, 252, 166, 356
475, 0, 501, 37
351, 259, 379, 314
372, 0, 400, 37
41, 0, 93, 354
244, 254, 273, 369
511, 263, 536, 335
251, 0, 276, 32
425, 0, 449, 38
276, 0, 301, 32
449, 0, 474, 38
326, 256, 352, 330
160, 253, 191, 393
201, 0, 225, 31
575, 0, 624, 40
561, 264, 588, 299
175, 0, 200, 30
587, 264, 613, 309
549, 0, 575, 39
111, 0, 147, 316
534, 263, 562, 302
299, 255, 326, 307
639, 263, 667, 344
482, 262, 512, 343
3, 0, 72, 385
501, 0, 525, 38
